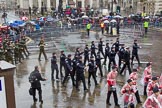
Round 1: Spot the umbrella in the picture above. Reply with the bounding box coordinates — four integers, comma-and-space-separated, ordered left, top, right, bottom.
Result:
105, 15, 111, 18
82, 15, 89, 19
114, 15, 123, 19
110, 19, 117, 23
21, 16, 29, 21
144, 16, 150, 19
104, 20, 109, 23
18, 23, 26, 27
39, 17, 46, 21
102, 17, 108, 20
46, 17, 54, 22
129, 14, 135, 17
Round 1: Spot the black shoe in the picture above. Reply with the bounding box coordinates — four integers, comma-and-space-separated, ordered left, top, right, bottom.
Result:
88, 83, 91, 86
39, 100, 43, 104
73, 84, 76, 86
138, 101, 142, 104
76, 88, 80, 91
115, 104, 120, 107
95, 83, 99, 86
84, 89, 88, 92
107, 102, 111, 105
34, 98, 37, 103
51, 78, 55, 81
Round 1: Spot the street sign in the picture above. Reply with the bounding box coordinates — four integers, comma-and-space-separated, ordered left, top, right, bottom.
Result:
0, 77, 7, 108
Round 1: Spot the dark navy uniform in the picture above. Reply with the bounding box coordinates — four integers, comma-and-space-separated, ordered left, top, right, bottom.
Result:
76, 57, 88, 91
91, 41, 97, 58
132, 40, 140, 66
60, 51, 66, 77
88, 57, 98, 86
103, 43, 110, 65
62, 55, 75, 86
118, 45, 125, 68
96, 52, 104, 77
51, 53, 59, 80
112, 38, 120, 53
84, 45, 90, 65
120, 47, 132, 75
30, 66, 46, 103
98, 39, 105, 57
108, 48, 116, 72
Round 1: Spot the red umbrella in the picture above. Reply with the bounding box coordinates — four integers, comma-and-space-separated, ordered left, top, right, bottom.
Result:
21, 16, 29, 21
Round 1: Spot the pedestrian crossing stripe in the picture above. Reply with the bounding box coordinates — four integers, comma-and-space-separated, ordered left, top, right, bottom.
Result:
0, 80, 2, 91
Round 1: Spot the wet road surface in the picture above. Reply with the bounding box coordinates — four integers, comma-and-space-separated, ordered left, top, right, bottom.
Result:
14, 28, 162, 108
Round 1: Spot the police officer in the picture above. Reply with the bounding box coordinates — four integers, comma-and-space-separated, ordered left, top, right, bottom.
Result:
131, 40, 141, 67
144, 19, 149, 34
118, 44, 125, 69
120, 47, 132, 75
62, 54, 75, 86
75, 47, 83, 57
60, 50, 66, 78
112, 38, 120, 53
29, 66, 47, 104
51, 52, 59, 81
96, 52, 104, 77
84, 44, 90, 65
103, 43, 110, 65
86, 22, 91, 36
76, 56, 88, 91
108, 47, 116, 72
88, 56, 98, 86
98, 38, 105, 57
38, 36, 48, 61
91, 41, 97, 58
72, 55, 78, 77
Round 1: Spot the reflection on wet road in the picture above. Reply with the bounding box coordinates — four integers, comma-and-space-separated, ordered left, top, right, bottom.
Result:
14, 29, 162, 108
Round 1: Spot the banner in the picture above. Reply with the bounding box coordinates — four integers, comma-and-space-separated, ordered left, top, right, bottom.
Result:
0, 77, 7, 108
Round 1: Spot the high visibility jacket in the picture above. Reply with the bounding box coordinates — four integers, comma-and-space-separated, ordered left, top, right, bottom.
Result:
100, 23, 104, 28
142, 12, 146, 17
86, 23, 91, 29
144, 21, 149, 28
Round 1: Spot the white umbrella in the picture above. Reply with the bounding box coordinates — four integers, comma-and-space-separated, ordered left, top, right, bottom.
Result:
110, 19, 117, 23
104, 20, 109, 23
129, 14, 135, 17
102, 17, 108, 20
82, 15, 89, 19
145, 16, 150, 19
114, 15, 123, 19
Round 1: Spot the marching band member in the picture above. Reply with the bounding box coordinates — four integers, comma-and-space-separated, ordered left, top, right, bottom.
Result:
106, 65, 120, 107
147, 77, 159, 97
143, 62, 152, 96
129, 69, 142, 104
143, 87, 162, 108
121, 79, 135, 108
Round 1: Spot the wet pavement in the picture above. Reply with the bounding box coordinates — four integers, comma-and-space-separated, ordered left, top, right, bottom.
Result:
14, 28, 162, 108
